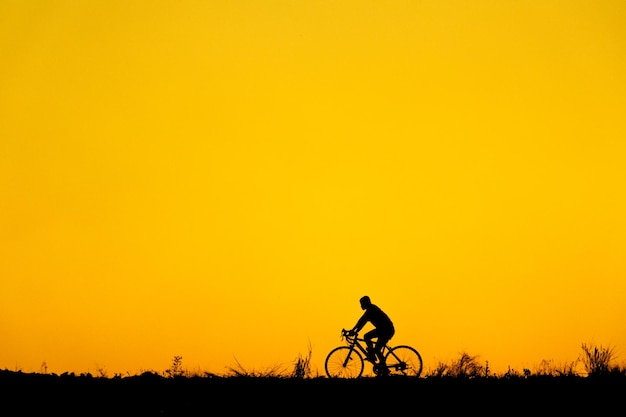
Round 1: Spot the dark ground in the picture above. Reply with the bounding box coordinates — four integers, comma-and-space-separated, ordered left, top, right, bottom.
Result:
2, 369, 624, 416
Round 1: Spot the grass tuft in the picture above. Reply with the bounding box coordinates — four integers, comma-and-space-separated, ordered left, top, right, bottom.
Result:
291, 342, 313, 379
581, 342, 616, 377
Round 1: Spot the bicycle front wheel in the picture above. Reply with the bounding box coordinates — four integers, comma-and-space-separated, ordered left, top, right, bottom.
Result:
385, 345, 423, 377
325, 346, 364, 378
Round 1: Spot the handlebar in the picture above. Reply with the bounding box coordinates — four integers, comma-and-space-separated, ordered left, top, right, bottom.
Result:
341, 328, 359, 343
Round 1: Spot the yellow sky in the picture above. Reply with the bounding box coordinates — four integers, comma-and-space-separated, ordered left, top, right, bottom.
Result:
1, 1, 625, 376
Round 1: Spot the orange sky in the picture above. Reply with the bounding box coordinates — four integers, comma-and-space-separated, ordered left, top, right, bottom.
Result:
1, 0, 625, 377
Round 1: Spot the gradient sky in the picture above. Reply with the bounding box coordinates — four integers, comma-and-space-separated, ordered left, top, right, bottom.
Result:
2, 1, 625, 377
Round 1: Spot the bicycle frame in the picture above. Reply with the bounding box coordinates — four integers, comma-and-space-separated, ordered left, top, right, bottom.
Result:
342, 330, 391, 365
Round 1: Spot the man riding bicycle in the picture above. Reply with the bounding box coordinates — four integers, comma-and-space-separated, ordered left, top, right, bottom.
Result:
349, 296, 395, 367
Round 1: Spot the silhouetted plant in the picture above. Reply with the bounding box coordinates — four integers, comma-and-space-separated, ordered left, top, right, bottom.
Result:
534, 359, 556, 376
517, 358, 580, 378
425, 361, 449, 378
165, 355, 185, 378
581, 343, 615, 376
556, 359, 580, 376
291, 343, 312, 379
225, 357, 286, 377
503, 365, 522, 378
95, 365, 108, 378
424, 353, 485, 378
449, 352, 484, 378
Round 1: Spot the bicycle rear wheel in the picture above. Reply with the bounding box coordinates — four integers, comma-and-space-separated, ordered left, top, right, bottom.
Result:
385, 345, 423, 377
325, 346, 364, 378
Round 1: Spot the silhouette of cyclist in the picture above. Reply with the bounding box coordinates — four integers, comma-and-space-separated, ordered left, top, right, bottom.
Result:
349, 296, 395, 366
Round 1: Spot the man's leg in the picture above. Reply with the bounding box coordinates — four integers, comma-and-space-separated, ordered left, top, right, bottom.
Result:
375, 333, 392, 364
363, 330, 378, 361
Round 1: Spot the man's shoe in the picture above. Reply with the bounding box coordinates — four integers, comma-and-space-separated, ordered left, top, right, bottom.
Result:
373, 363, 390, 377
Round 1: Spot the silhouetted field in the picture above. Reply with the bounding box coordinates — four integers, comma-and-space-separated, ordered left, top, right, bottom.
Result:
2, 369, 624, 416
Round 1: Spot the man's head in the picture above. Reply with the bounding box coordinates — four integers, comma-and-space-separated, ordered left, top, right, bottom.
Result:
359, 296, 372, 310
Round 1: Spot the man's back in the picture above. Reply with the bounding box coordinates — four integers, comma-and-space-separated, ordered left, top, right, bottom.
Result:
357, 303, 394, 333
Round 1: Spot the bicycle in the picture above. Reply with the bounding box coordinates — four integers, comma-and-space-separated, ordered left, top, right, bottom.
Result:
325, 328, 423, 378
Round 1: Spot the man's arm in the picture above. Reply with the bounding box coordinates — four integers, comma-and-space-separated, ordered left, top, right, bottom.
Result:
352, 311, 369, 333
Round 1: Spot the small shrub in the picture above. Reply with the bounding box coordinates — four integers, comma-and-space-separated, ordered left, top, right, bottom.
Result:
449, 352, 484, 378
291, 343, 312, 379
581, 343, 616, 377
165, 355, 185, 378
